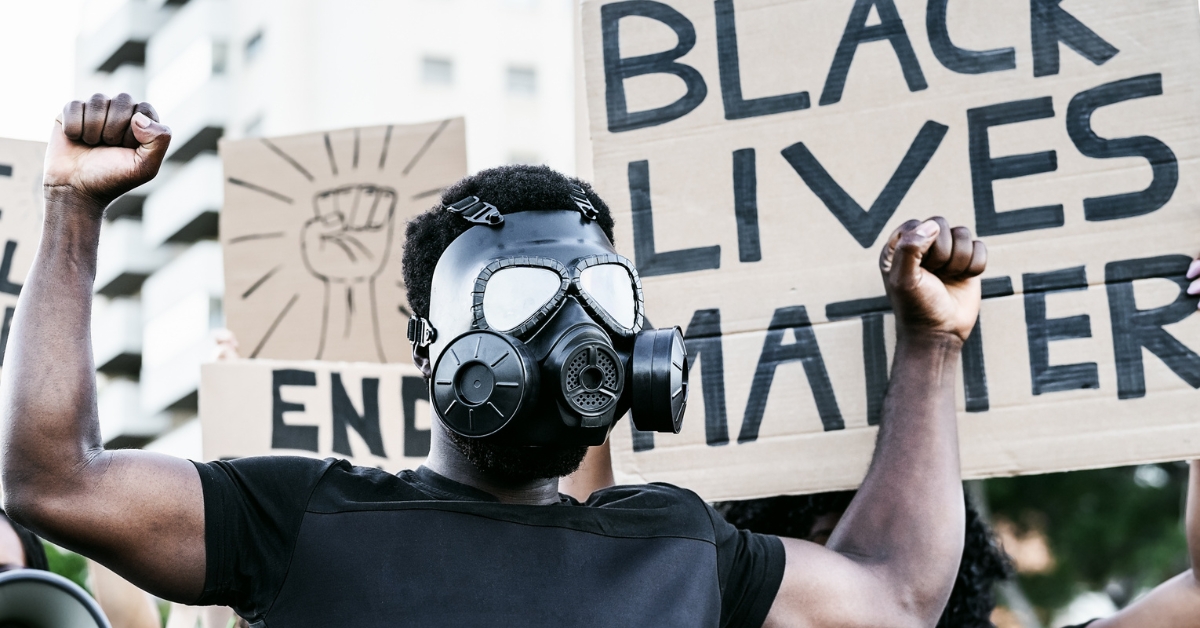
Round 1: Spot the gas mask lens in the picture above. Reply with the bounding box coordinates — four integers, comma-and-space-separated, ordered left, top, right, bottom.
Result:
481, 266, 563, 332
578, 264, 637, 330
473, 254, 644, 338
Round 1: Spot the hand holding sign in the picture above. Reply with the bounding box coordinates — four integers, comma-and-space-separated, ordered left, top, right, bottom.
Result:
880, 217, 986, 343
46, 94, 170, 208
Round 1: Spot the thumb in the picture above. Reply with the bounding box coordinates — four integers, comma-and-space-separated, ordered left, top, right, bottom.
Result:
130, 112, 172, 167
889, 219, 940, 289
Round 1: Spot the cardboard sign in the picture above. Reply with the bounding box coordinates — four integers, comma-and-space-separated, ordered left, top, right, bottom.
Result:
582, 0, 1200, 500
0, 139, 45, 377
220, 120, 467, 364
200, 359, 432, 471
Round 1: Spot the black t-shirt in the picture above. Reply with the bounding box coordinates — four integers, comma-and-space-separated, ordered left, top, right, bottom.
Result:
192, 457, 785, 628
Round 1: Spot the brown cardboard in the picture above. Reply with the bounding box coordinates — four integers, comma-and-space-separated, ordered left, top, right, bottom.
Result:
200, 359, 431, 471
0, 139, 45, 378
220, 120, 467, 364
582, 0, 1200, 500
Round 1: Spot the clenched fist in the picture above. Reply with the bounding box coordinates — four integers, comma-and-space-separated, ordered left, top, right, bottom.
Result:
879, 217, 987, 342
301, 184, 398, 283
44, 94, 171, 208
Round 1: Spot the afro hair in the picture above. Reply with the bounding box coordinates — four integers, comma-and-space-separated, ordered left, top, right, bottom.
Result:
717, 490, 1013, 628
401, 164, 616, 321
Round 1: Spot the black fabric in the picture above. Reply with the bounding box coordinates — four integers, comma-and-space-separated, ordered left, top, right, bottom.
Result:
193, 458, 784, 628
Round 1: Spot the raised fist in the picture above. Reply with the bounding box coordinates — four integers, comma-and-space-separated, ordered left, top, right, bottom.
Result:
879, 217, 987, 342
300, 184, 398, 283
45, 94, 171, 206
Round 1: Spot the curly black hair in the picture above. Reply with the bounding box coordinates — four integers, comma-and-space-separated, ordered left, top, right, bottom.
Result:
401, 164, 616, 321
718, 490, 1013, 628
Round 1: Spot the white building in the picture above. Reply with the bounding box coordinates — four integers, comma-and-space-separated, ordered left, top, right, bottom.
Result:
75, 0, 577, 456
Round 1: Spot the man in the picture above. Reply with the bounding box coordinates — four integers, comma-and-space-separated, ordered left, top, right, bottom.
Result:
0, 94, 985, 627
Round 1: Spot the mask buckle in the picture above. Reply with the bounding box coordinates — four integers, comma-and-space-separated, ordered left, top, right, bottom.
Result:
407, 316, 438, 347
569, 184, 598, 221
447, 196, 504, 226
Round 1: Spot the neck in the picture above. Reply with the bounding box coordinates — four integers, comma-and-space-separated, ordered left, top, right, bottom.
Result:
425, 422, 562, 505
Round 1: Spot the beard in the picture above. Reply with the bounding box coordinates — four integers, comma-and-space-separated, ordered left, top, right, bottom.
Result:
446, 429, 588, 483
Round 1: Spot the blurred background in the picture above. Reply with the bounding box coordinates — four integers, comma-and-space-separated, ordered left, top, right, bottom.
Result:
0, 1, 1191, 627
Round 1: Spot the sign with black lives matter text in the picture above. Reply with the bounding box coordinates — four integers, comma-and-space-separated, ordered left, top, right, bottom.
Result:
0, 139, 45, 379
583, 0, 1200, 500
201, 360, 432, 470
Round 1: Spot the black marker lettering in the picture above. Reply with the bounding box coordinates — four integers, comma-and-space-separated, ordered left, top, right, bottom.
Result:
821, 0, 927, 106
733, 149, 761, 262
331, 373, 386, 458
1106, 255, 1200, 399
402, 376, 432, 458
684, 308, 730, 446
1023, 266, 1099, 395
926, 0, 1016, 74
629, 160, 721, 277
715, 0, 809, 120
968, 97, 1063, 236
272, 369, 318, 452
1067, 74, 1177, 222
602, 1, 707, 132
739, 306, 843, 442
783, 120, 947, 248
1030, 0, 1118, 78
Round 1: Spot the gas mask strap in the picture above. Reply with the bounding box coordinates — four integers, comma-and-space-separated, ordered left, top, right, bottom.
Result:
568, 184, 599, 221
407, 316, 438, 347
446, 195, 504, 226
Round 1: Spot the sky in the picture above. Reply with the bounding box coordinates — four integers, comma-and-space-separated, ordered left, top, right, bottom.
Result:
0, 0, 86, 142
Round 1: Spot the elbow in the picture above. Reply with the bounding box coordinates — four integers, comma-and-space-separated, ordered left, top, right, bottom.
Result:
1, 484, 43, 530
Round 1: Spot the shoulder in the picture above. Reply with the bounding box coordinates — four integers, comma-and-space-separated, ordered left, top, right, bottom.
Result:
584, 482, 721, 542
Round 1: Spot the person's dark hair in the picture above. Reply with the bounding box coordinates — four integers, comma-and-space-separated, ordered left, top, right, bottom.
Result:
401, 164, 615, 321
718, 491, 1013, 628
0, 509, 48, 571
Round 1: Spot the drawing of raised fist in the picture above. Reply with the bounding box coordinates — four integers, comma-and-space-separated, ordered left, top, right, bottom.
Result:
301, 184, 398, 282
300, 184, 398, 362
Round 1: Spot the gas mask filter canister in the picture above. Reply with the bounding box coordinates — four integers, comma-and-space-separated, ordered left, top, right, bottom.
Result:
411, 195, 688, 447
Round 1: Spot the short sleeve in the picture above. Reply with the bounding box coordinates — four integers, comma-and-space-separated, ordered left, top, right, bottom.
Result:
707, 503, 786, 628
191, 456, 337, 617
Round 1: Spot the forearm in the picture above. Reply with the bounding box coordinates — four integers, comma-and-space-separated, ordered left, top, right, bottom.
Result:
1189, 460, 1199, 574
0, 190, 106, 509
826, 330, 965, 619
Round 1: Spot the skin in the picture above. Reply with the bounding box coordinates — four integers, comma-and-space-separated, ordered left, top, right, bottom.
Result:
4, 95, 985, 626
0, 520, 25, 573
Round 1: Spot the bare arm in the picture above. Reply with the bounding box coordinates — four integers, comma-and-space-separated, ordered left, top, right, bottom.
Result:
0, 94, 205, 601
765, 218, 984, 628
1089, 460, 1200, 628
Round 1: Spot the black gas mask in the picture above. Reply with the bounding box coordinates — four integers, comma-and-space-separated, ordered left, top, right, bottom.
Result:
408, 196, 688, 447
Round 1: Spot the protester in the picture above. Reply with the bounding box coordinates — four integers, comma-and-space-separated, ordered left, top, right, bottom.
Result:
1, 94, 986, 626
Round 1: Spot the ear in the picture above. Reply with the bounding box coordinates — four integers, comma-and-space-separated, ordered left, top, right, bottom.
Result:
413, 343, 432, 378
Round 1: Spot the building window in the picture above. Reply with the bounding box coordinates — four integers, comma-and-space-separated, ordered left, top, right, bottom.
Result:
244, 30, 264, 64
422, 57, 454, 86
212, 41, 228, 75
506, 66, 537, 96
